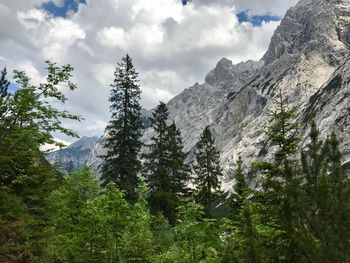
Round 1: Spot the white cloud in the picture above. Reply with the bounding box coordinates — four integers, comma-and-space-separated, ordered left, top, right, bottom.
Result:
18, 8, 47, 29
51, 0, 65, 8
97, 27, 127, 48
0, 0, 298, 141
191, 0, 299, 16
43, 18, 85, 61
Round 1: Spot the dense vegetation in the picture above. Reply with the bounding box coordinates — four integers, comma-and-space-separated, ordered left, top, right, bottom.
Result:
1, 56, 349, 263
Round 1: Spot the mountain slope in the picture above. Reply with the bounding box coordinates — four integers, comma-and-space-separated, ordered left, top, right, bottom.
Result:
56, 0, 350, 191
46, 136, 99, 173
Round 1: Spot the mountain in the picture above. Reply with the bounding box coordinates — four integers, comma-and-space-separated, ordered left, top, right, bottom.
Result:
52, 0, 350, 191
46, 136, 99, 173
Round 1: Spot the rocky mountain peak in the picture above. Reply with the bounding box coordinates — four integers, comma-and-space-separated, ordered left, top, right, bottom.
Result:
46, 136, 99, 173
205, 58, 263, 89
48, 0, 350, 191
263, 0, 350, 65
69, 136, 99, 150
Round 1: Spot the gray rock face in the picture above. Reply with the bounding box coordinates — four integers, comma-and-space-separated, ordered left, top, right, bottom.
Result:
263, 0, 349, 65
53, 0, 350, 192
164, 59, 263, 153
46, 136, 99, 173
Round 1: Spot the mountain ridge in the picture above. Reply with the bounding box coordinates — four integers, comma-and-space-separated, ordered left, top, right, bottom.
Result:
47, 0, 350, 191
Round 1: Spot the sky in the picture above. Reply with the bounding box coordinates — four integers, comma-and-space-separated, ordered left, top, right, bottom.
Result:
0, 0, 298, 144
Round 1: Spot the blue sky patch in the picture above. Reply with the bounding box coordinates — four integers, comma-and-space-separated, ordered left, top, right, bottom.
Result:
237, 11, 281, 27
42, 0, 86, 17
8, 83, 20, 94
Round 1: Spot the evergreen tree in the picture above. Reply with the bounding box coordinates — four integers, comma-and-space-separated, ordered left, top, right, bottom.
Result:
143, 102, 174, 222
143, 102, 189, 224
0, 68, 10, 119
143, 101, 170, 193
101, 54, 142, 203
253, 93, 306, 262
240, 202, 260, 263
229, 155, 248, 222
166, 121, 190, 197
193, 126, 223, 215
300, 120, 327, 261
301, 123, 350, 262
301, 120, 325, 194
318, 133, 350, 262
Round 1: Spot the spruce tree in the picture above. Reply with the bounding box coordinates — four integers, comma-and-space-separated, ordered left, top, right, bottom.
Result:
166, 121, 190, 197
143, 101, 169, 194
253, 92, 305, 262
301, 123, 350, 262
230, 155, 248, 222
241, 202, 260, 263
319, 133, 350, 262
143, 103, 189, 224
101, 54, 142, 203
300, 120, 327, 260
143, 102, 173, 222
193, 126, 223, 215
301, 120, 325, 193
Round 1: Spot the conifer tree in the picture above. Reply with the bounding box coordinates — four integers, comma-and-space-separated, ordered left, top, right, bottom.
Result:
193, 126, 223, 215
101, 54, 142, 203
229, 155, 248, 222
143, 101, 169, 194
253, 92, 305, 262
300, 120, 327, 260
143, 102, 173, 221
301, 123, 350, 262
241, 202, 260, 263
143, 103, 189, 224
0, 68, 10, 119
301, 120, 325, 194
318, 132, 350, 262
166, 121, 190, 197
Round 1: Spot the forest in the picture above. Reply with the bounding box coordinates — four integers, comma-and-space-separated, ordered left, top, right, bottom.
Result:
0, 55, 350, 263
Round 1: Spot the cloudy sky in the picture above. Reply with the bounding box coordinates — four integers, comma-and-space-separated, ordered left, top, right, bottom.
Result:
0, 0, 298, 144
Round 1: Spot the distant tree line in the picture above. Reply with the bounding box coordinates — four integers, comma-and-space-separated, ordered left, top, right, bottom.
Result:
0, 55, 349, 262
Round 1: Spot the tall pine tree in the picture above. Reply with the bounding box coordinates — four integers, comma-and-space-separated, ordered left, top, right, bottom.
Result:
143, 102, 189, 224
101, 54, 142, 203
193, 126, 222, 215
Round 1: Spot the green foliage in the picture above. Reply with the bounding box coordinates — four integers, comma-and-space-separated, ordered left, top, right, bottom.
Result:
0, 62, 81, 262
101, 54, 143, 203
193, 126, 223, 215
44, 168, 101, 262
120, 182, 154, 263
153, 201, 223, 263
2, 59, 350, 263
0, 61, 81, 190
0, 186, 32, 262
